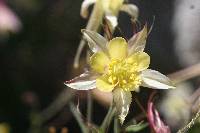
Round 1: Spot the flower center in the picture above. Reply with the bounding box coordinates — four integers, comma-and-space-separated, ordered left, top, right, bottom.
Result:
107, 59, 142, 91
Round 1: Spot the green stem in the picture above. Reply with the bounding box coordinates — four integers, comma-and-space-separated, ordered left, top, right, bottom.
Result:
87, 91, 93, 123
69, 102, 89, 133
114, 116, 120, 133
100, 102, 116, 132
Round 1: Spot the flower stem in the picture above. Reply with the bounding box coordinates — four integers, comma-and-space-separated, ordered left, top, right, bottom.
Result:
100, 102, 116, 132
87, 90, 93, 123
69, 102, 89, 133
114, 116, 120, 133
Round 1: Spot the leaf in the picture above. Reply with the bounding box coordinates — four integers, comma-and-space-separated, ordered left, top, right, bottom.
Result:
80, 0, 96, 18
82, 29, 108, 54
125, 122, 148, 132
141, 69, 175, 89
128, 24, 148, 55
113, 88, 132, 124
120, 4, 138, 20
64, 71, 98, 90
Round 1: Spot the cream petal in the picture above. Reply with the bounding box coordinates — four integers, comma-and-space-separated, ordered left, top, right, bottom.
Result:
127, 52, 150, 71
108, 37, 128, 60
113, 88, 132, 124
120, 4, 138, 20
82, 29, 108, 54
90, 52, 110, 73
96, 75, 114, 92
64, 71, 98, 90
80, 0, 96, 18
141, 69, 175, 89
128, 24, 148, 55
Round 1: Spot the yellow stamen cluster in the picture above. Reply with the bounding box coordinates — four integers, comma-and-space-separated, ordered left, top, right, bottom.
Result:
107, 59, 142, 91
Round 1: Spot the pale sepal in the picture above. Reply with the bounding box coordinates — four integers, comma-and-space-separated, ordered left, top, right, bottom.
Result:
141, 69, 175, 89
82, 29, 108, 54
113, 88, 132, 124
80, 0, 96, 18
128, 24, 148, 55
120, 4, 138, 20
64, 71, 98, 90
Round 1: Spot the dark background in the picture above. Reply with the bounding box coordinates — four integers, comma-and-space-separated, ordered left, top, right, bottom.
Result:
0, 0, 183, 132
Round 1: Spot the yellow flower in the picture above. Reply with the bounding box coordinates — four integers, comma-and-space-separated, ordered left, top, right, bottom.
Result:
91, 37, 150, 92
74, 0, 139, 68
65, 25, 175, 124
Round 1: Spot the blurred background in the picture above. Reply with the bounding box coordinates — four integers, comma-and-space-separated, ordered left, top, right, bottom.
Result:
0, 0, 199, 132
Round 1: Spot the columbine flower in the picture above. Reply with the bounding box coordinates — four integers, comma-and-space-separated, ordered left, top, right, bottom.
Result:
81, 0, 138, 29
74, 0, 139, 68
65, 25, 175, 124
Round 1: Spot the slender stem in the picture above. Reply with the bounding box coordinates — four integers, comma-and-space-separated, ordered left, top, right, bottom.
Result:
189, 86, 200, 104
168, 63, 200, 84
39, 88, 76, 123
135, 97, 147, 117
100, 102, 116, 132
87, 91, 93, 123
124, 113, 146, 128
69, 102, 89, 133
114, 117, 120, 133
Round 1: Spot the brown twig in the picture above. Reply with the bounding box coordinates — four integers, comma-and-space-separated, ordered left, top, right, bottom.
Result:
168, 63, 200, 84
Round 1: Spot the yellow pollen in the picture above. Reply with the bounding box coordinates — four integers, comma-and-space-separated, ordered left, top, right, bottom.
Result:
106, 59, 142, 91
